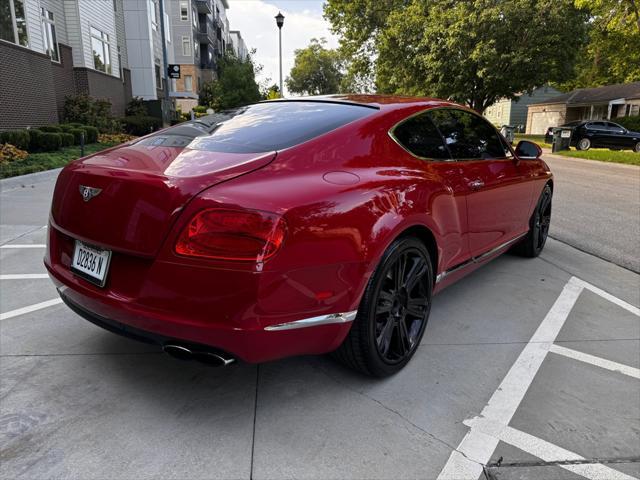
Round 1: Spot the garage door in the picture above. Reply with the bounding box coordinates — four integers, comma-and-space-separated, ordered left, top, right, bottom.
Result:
530, 111, 560, 134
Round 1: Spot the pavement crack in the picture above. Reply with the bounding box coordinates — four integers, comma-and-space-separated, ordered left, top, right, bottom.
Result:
310, 361, 487, 470
0, 225, 45, 246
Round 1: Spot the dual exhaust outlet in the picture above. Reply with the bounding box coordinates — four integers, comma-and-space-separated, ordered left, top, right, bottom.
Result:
163, 344, 235, 367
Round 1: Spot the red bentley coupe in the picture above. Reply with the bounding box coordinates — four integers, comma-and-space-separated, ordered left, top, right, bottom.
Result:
45, 95, 552, 376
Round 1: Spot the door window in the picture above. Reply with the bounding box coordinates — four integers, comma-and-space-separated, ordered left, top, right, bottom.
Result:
428, 109, 508, 160
392, 113, 451, 160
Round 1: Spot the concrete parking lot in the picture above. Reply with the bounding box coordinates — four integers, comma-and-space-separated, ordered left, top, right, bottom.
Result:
1, 164, 639, 480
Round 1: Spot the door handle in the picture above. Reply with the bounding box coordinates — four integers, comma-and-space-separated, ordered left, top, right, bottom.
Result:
468, 179, 484, 190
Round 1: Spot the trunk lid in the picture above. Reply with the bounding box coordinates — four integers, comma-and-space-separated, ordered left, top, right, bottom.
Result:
51, 142, 275, 257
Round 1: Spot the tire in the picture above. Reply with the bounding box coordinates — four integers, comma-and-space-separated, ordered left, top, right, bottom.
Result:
513, 184, 552, 258
333, 236, 433, 377
576, 137, 591, 151
634, 142, 640, 153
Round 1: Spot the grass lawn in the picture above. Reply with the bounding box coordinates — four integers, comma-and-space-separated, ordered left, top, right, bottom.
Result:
0, 142, 118, 179
552, 148, 640, 166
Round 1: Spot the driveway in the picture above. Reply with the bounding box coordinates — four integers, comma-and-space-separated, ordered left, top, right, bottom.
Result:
1, 166, 639, 480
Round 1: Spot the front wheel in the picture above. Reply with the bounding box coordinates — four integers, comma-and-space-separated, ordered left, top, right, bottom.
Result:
513, 184, 552, 258
577, 137, 591, 150
333, 237, 433, 377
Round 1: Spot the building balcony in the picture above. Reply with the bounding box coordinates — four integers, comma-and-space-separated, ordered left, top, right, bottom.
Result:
197, 22, 216, 44
194, 0, 212, 14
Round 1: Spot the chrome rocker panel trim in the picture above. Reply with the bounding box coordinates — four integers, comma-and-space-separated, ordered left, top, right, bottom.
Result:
264, 310, 358, 331
435, 232, 528, 284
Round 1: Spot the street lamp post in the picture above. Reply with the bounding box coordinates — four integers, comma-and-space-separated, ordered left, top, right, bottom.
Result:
275, 11, 284, 97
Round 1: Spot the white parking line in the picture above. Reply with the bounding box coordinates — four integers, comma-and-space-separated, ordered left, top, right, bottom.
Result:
0, 298, 63, 320
0, 274, 49, 280
466, 423, 639, 480
573, 277, 640, 317
437, 277, 584, 480
550, 344, 640, 379
0, 244, 46, 249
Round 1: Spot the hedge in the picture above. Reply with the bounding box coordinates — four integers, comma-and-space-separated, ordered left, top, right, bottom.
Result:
68, 128, 86, 145
81, 125, 99, 143
616, 115, 640, 133
39, 125, 62, 133
29, 132, 62, 152
0, 130, 30, 150
60, 132, 75, 147
121, 116, 162, 136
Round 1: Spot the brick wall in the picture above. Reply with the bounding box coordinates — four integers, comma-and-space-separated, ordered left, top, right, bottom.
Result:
73, 68, 132, 117
51, 44, 76, 120
0, 41, 60, 129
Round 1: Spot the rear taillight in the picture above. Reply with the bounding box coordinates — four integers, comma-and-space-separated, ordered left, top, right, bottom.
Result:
175, 208, 286, 261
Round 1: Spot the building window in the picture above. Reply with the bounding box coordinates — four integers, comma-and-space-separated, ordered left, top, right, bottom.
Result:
171, 78, 177, 92
181, 36, 191, 56
155, 62, 163, 90
180, 1, 188, 21
149, 0, 158, 31
192, 7, 197, 28
1, 0, 29, 47
41, 9, 59, 62
91, 27, 112, 75
184, 75, 192, 92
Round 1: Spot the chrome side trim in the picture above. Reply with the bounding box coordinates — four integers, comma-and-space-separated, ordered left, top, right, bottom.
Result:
264, 310, 358, 331
435, 232, 528, 284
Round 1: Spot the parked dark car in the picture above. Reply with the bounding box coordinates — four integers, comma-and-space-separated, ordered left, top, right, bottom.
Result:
546, 121, 640, 152
544, 121, 582, 144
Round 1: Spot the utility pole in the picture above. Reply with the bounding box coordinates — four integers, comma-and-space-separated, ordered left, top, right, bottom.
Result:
158, 0, 170, 103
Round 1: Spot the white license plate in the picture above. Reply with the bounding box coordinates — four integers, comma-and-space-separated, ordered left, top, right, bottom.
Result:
71, 241, 111, 287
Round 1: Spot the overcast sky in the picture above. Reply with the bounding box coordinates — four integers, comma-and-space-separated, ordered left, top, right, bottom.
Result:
226, 0, 339, 95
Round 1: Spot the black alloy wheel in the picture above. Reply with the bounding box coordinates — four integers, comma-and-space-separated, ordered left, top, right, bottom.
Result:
513, 184, 552, 258
333, 237, 432, 377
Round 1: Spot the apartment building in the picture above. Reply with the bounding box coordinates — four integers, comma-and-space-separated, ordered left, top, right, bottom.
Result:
167, 0, 231, 111
0, 0, 132, 129
229, 30, 247, 60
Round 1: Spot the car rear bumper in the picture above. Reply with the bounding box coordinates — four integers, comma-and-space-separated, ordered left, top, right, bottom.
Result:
45, 224, 365, 363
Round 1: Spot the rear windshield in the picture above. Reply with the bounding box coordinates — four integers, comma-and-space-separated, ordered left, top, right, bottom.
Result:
187, 101, 376, 153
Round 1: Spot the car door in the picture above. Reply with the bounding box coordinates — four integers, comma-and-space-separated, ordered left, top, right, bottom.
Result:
586, 122, 609, 148
428, 108, 534, 258
390, 111, 471, 271
604, 122, 633, 148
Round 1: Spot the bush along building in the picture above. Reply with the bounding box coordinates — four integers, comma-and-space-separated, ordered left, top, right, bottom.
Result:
0, 0, 132, 130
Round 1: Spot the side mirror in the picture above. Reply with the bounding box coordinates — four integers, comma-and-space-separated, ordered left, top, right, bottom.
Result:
515, 140, 542, 159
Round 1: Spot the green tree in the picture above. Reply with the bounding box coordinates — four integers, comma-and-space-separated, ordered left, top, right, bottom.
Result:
325, 0, 588, 112
286, 38, 344, 95
264, 84, 281, 99
199, 51, 261, 110
562, 0, 640, 89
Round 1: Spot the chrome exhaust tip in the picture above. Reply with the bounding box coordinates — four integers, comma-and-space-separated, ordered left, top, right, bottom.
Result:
163, 344, 235, 366
163, 344, 193, 361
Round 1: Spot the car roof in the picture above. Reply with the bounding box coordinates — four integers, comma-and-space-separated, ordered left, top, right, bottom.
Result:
261, 94, 464, 112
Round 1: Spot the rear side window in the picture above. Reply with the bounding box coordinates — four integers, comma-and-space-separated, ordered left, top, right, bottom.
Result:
392, 113, 451, 160
428, 109, 508, 160
188, 102, 376, 153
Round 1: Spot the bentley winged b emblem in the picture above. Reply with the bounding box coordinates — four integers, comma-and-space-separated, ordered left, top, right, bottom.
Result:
79, 185, 102, 202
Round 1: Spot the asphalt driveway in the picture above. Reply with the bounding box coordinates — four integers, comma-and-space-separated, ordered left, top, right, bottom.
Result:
1, 167, 639, 480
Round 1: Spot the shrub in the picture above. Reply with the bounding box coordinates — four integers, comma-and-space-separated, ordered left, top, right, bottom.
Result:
58, 124, 74, 133
617, 115, 640, 132
63, 95, 116, 133
68, 128, 86, 145
0, 130, 31, 150
80, 126, 99, 143
28, 129, 44, 151
0, 143, 29, 165
121, 116, 162, 136
38, 125, 62, 133
125, 97, 147, 117
38, 132, 63, 151
193, 105, 208, 114
60, 132, 75, 147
